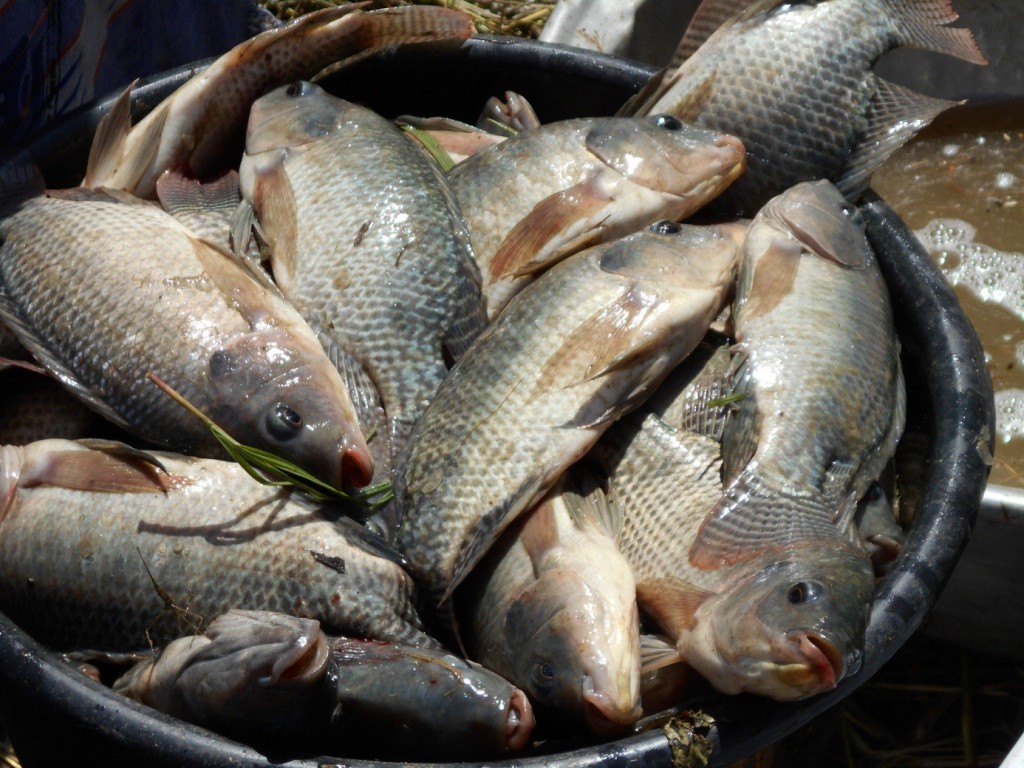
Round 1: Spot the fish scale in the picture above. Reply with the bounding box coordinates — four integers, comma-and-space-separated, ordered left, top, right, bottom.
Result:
0, 440, 434, 651
239, 84, 486, 469
0, 188, 372, 489
634, 0, 986, 216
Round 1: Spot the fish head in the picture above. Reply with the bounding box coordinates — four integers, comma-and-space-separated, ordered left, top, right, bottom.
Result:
584, 116, 746, 209
504, 568, 642, 735
207, 327, 373, 488
761, 179, 873, 269
697, 547, 873, 700
601, 221, 742, 297
245, 81, 341, 155
173, 610, 331, 729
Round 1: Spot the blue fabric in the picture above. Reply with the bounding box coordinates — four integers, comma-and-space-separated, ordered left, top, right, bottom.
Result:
0, 0, 275, 149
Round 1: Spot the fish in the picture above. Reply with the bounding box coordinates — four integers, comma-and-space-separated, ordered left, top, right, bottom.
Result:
115, 609, 534, 759
591, 181, 904, 700
0, 369, 110, 445
394, 219, 742, 633
0, 439, 433, 651
626, 0, 987, 216
448, 115, 745, 318
236, 81, 486, 470
327, 634, 534, 759
0, 187, 372, 489
82, 4, 476, 198
459, 466, 641, 735
593, 398, 876, 700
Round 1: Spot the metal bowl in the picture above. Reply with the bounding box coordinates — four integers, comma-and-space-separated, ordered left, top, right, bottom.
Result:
0, 35, 994, 768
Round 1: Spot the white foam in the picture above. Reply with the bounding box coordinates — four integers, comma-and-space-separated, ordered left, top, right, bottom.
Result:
914, 219, 1024, 321
994, 389, 1024, 444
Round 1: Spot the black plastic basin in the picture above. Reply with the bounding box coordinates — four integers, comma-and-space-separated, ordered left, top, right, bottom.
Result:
0, 35, 995, 768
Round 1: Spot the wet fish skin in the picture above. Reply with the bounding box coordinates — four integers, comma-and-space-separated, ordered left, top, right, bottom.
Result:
394, 220, 741, 631
0, 440, 433, 651
117, 608, 534, 758
721, 180, 906, 539
593, 397, 874, 700
238, 82, 486, 468
632, 0, 986, 216
114, 609, 333, 744
0, 188, 372, 489
83, 5, 475, 198
327, 636, 535, 758
448, 114, 745, 317
460, 467, 641, 735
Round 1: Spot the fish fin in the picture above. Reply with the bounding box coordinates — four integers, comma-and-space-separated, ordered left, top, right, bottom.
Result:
734, 236, 802, 322
672, 0, 755, 65
631, 68, 717, 123
311, 5, 475, 82
95, 97, 170, 196
536, 284, 663, 394
442, 475, 547, 604
888, 0, 987, 64
20, 444, 173, 494
488, 176, 613, 282
0, 283, 136, 433
640, 633, 685, 673
82, 79, 137, 189
156, 169, 243, 253
636, 577, 714, 639
562, 464, 623, 540
330, 516, 410, 569
617, 67, 670, 117
519, 491, 562, 576
249, 160, 300, 295
75, 439, 169, 476
688, 471, 844, 569
477, 90, 541, 135
318, 331, 385, 448
836, 76, 962, 199
189, 237, 281, 330
675, 345, 736, 442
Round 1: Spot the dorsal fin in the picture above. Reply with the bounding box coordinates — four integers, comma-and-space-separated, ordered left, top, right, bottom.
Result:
672, 0, 759, 66
561, 464, 623, 540
82, 80, 138, 189
888, 0, 987, 64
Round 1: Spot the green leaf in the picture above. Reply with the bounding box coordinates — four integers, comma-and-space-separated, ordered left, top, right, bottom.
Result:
400, 124, 457, 172
146, 373, 390, 509
706, 392, 746, 408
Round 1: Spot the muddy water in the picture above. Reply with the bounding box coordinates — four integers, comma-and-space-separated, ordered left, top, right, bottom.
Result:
872, 103, 1024, 487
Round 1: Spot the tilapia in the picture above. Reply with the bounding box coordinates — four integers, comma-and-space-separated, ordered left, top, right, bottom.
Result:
115, 609, 533, 758
394, 220, 741, 630
237, 81, 486, 468
0, 188, 372, 489
593, 397, 875, 700
448, 115, 745, 317
0, 439, 432, 650
592, 181, 903, 700
83, 5, 475, 198
628, 0, 987, 215
460, 467, 641, 735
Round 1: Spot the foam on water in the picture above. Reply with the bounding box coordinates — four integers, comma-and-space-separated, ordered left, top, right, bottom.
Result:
914, 219, 1024, 322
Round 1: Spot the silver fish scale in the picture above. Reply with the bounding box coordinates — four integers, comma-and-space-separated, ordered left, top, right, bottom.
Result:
644, 0, 897, 215
0, 192, 247, 453
253, 99, 485, 452
728, 234, 902, 500
0, 442, 433, 651
394, 230, 736, 613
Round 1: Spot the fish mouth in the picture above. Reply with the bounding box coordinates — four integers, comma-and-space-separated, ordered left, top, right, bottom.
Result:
787, 631, 845, 691
271, 631, 331, 686
503, 687, 536, 751
581, 679, 643, 736
340, 444, 375, 489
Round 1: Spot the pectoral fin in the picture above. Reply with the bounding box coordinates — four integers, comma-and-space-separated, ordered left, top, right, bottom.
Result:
489, 176, 613, 282
636, 577, 715, 640
20, 443, 173, 494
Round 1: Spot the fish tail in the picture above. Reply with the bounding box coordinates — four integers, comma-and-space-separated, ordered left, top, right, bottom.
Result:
886, 0, 988, 64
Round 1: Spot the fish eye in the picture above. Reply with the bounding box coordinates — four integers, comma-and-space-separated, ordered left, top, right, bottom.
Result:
265, 402, 304, 441
650, 220, 683, 235
651, 114, 683, 131
285, 81, 314, 98
787, 581, 826, 605
532, 661, 556, 688
865, 482, 885, 502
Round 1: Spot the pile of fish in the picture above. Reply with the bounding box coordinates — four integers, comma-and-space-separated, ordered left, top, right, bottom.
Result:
0, 0, 984, 761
